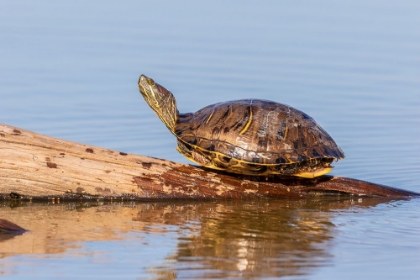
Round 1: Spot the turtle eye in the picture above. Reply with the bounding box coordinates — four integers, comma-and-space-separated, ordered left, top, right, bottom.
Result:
146, 78, 155, 86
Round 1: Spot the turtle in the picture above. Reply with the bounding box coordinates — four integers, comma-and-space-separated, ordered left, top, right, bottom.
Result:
138, 74, 344, 178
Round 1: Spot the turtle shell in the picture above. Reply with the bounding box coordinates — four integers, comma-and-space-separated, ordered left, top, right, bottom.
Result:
175, 99, 344, 177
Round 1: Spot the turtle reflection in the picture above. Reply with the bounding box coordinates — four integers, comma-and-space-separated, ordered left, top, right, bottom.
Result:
140, 198, 389, 279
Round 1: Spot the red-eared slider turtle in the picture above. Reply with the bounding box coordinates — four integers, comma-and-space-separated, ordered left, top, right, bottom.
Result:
138, 74, 344, 178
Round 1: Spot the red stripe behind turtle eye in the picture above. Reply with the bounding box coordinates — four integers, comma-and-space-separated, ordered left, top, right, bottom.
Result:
156, 84, 169, 96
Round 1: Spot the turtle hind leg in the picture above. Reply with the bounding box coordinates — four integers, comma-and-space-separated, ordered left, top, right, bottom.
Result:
291, 158, 334, 178
293, 167, 332, 178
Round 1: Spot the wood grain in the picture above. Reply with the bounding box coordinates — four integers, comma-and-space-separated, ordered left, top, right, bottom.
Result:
0, 123, 418, 200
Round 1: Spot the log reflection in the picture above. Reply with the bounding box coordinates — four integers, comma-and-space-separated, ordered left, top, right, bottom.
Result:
1, 198, 396, 278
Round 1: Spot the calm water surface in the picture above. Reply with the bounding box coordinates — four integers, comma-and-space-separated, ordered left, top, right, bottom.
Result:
1, 0, 419, 279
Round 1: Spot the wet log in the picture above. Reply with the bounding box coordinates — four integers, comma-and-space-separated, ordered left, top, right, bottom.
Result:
0, 123, 418, 200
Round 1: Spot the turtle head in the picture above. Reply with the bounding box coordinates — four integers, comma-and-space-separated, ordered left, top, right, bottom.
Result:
138, 74, 179, 133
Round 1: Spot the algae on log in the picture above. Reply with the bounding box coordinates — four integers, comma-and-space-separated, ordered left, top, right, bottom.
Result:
0, 124, 418, 200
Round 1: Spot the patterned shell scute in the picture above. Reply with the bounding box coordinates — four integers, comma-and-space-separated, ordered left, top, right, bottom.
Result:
175, 99, 344, 165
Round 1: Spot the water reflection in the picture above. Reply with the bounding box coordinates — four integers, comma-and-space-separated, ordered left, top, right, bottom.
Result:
146, 200, 335, 279
0, 198, 395, 278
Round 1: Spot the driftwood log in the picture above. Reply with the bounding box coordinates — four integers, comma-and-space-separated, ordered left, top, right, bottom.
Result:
0, 123, 418, 200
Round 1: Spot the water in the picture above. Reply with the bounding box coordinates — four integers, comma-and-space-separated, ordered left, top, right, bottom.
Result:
1, 0, 419, 279
2, 198, 418, 279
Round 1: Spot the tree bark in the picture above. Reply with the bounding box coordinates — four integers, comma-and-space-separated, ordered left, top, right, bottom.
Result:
0, 123, 418, 200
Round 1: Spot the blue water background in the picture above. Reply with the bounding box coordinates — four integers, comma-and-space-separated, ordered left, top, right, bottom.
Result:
0, 0, 419, 279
